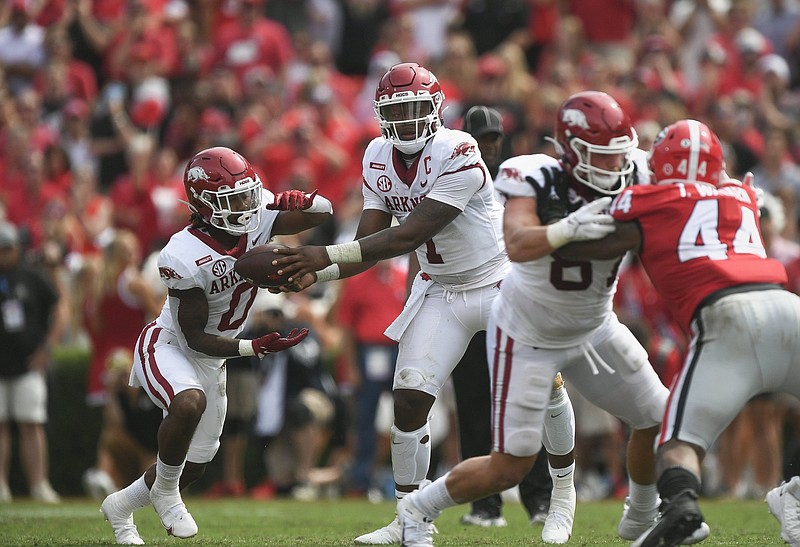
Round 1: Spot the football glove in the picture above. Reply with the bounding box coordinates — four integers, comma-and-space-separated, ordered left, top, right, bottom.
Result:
546, 197, 615, 249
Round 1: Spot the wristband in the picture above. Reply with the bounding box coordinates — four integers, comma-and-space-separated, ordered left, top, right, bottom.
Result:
238, 339, 255, 357
325, 241, 362, 264
545, 220, 570, 249
315, 263, 341, 282
304, 194, 333, 214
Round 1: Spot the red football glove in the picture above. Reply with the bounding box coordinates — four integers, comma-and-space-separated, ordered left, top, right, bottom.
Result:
251, 328, 309, 358
266, 190, 318, 211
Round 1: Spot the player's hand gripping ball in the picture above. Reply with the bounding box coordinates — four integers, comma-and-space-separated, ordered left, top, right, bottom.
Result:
234, 244, 291, 288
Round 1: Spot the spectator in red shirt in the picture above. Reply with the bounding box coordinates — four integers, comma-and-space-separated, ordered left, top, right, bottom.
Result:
36, 26, 98, 104
211, 0, 293, 88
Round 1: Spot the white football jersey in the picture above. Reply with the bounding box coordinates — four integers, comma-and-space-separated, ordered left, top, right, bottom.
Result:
154, 188, 280, 369
492, 150, 649, 348
361, 127, 506, 287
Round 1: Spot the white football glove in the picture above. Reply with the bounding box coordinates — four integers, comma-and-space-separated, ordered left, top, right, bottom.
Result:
546, 196, 615, 249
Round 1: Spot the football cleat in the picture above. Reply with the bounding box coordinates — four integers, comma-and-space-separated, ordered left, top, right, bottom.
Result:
398, 494, 437, 547
353, 516, 402, 545
631, 489, 709, 547
766, 476, 800, 547
618, 496, 659, 540
101, 492, 144, 545
149, 487, 197, 538
542, 480, 575, 544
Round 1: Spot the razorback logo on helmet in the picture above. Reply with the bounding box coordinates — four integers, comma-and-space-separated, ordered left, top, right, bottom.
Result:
450, 142, 475, 159
159, 266, 183, 280
499, 166, 524, 182
561, 108, 590, 130
186, 166, 209, 183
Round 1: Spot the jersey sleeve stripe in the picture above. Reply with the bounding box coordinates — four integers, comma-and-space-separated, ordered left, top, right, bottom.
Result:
441, 163, 488, 191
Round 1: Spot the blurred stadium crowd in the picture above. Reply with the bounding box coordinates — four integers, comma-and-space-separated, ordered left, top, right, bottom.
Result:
2, 0, 800, 505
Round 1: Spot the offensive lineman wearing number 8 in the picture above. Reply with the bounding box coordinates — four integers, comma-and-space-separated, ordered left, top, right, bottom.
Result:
99, 146, 333, 545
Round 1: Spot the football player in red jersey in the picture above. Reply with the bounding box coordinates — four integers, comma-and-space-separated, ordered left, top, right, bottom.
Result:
100, 147, 332, 545
558, 119, 800, 547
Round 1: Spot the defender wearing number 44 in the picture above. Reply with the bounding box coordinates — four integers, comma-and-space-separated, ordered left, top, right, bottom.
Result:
562, 119, 800, 547
101, 146, 332, 545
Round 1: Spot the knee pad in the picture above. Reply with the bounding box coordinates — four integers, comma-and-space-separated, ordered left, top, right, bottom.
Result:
394, 367, 429, 391
391, 422, 431, 486
542, 383, 575, 456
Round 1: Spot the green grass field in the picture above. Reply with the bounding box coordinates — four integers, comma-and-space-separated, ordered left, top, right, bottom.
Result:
0, 497, 787, 546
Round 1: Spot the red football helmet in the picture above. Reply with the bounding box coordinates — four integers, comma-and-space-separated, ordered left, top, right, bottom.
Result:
552, 91, 638, 195
373, 62, 444, 154
183, 147, 263, 234
648, 119, 725, 186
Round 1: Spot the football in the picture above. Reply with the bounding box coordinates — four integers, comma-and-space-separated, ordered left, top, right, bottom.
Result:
234, 244, 291, 288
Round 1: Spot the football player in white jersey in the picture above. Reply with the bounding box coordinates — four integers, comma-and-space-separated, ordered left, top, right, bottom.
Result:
271, 63, 609, 545
100, 147, 332, 545
394, 92, 711, 546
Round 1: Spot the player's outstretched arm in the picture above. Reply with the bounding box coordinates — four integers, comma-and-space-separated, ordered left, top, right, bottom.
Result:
504, 196, 616, 262
273, 201, 459, 282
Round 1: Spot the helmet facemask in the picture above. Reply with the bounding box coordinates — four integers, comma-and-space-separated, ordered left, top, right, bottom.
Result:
375, 93, 442, 155
191, 176, 263, 235
566, 130, 638, 195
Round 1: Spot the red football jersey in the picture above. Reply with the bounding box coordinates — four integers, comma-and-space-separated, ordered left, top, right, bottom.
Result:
611, 182, 787, 332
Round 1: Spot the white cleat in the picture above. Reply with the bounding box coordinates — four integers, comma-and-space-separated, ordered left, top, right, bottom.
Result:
149, 487, 198, 539
543, 479, 575, 544
353, 516, 401, 545
766, 477, 800, 547
101, 492, 145, 545
398, 494, 436, 547
618, 496, 658, 540
542, 511, 573, 544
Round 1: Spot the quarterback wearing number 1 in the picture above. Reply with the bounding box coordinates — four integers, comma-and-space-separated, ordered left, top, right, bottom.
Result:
272, 63, 597, 545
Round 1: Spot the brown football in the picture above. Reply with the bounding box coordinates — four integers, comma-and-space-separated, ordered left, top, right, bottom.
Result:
234, 244, 291, 288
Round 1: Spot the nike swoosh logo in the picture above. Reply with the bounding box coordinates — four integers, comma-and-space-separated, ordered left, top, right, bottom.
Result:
556, 473, 572, 479
420, 179, 428, 187
550, 411, 564, 418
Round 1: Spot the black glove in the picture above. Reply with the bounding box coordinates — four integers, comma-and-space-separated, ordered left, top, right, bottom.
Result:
527, 166, 571, 225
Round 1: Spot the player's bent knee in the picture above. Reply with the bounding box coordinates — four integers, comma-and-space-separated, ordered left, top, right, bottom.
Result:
489, 452, 535, 490
170, 389, 207, 419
